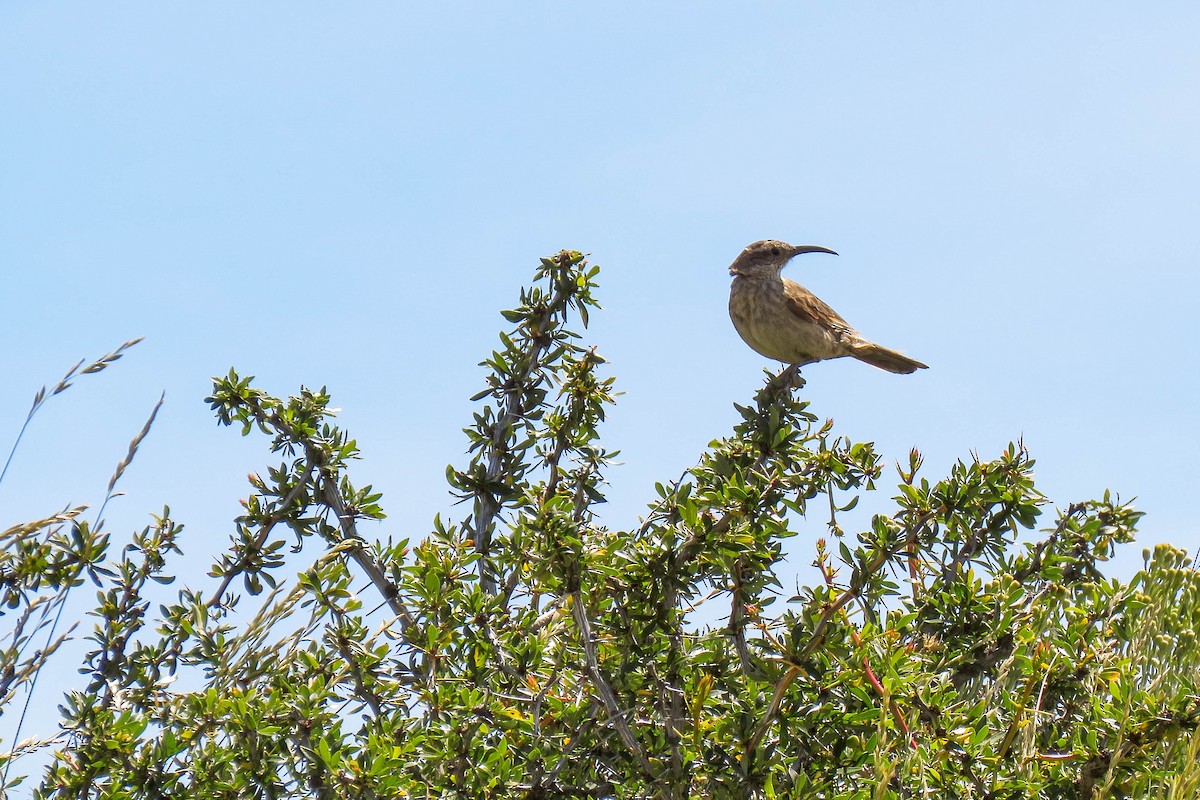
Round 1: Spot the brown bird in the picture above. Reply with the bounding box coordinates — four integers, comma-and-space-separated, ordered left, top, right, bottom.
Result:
728, 240, 928, 374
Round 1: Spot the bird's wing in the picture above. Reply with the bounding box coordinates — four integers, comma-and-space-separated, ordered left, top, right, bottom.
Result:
781, 278, 855, 337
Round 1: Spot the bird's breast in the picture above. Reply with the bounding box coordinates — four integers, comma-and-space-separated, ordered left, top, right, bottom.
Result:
729, 276, 842, 363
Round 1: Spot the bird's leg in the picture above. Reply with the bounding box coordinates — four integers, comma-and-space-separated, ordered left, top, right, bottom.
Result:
763, 363, 806, 394
780, 363, 806, 390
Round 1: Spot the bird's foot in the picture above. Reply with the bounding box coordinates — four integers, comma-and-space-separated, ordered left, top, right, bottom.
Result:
764, 363, 806, 393
781, 364, 806, 389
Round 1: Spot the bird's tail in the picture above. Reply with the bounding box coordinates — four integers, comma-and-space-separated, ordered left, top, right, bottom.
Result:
851, 342, 929, 374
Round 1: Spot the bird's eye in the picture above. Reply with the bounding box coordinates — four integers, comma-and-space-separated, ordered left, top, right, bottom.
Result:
770, 247, 780, 256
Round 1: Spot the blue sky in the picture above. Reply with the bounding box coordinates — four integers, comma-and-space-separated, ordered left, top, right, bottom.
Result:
2, 0, 1199, 760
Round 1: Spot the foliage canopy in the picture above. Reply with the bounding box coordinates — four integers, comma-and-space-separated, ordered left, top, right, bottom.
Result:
2, 252, 1199, 799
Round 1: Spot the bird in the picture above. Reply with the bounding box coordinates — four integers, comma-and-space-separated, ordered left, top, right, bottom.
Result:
727, 239, 928, 374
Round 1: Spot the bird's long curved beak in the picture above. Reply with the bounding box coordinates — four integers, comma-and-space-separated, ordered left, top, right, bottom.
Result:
788, 245, 838, 258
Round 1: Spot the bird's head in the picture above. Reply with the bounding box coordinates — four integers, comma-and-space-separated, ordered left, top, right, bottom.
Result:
728, 239, 838, 277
